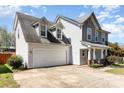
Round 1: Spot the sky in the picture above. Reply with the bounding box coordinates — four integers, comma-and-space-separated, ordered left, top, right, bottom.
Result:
0, 5, 124, 44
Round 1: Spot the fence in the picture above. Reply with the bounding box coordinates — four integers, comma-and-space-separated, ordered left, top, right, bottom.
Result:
0, 53, 15, 64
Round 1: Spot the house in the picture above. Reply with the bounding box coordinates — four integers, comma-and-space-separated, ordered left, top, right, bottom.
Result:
13, 12, 110, 68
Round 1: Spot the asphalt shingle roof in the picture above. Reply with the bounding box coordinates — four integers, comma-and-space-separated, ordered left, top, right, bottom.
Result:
16, 12, 70, 44
76, 13, 91, 23
16, 12, 109, 45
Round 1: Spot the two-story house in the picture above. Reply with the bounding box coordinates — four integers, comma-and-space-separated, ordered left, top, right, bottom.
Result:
13, 12, 110, 68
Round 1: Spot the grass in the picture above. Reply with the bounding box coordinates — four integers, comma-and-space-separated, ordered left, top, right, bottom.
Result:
111, 63, 124, 67
90, 63, 103, 68
0, 73, 19, 88
0, 64, 19, 88
106, 68, 124, 75
0, 64, 12, 73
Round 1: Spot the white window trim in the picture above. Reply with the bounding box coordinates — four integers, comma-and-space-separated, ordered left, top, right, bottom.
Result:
56, 27, 62, 40
41, 25, 47, 38
95, 31, 98, 42
87, 27, 92, 41
101, 33, 105, 43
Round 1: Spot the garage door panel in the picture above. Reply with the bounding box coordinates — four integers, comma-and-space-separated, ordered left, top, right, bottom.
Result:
33, 47, 67, 68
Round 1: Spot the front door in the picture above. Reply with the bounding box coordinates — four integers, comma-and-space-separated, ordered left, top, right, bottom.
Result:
80, 49, 88, 65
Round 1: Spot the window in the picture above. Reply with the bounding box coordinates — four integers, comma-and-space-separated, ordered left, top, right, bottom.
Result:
87, 27, 92, 41
95, 31, 98, 42
101, 33, 105, 43
41, 25, 47, 37
56, 28, 62, 39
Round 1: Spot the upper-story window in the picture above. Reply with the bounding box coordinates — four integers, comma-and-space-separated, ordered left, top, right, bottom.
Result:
56, 28, 62, 40
41, 25, 47, 37
101, 33, 105, 43
95, 31, 98, 42
87, 27, 92, 41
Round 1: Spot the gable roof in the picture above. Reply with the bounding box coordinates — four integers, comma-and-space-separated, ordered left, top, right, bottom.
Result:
15, 12, 70, 44
77, 12, 102, 30
55, 15, 81, 27
77, 13, 91, 23
16, 12, 41, 43
56, 12, 110, 33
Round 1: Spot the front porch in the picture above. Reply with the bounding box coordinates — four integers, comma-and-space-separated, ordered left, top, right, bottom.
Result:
87, 48, 108, 65
80, 41, 109, 66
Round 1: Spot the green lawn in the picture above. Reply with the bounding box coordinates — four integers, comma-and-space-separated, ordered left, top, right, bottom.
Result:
0, 64, 12, 73
0, 64, 19, 88
106, 68, 124, 75
111, 63, 124, 67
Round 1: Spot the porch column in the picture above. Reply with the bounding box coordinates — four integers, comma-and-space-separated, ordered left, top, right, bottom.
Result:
92, 48, 96, 64
93, 48, 96, 60
105, 49, 108, 56
101, 49, 104, 59
88, 48, 91, 60
88, 48, 91, 66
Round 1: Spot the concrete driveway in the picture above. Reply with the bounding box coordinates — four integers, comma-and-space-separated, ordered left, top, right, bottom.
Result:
13, 65, 124, 88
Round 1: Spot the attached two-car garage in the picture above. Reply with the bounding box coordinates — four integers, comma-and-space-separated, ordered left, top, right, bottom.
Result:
31, 44, 69, 68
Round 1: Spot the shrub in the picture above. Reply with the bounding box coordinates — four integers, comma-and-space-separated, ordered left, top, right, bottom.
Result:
106, 56, 124, 64
7, 55, 23, 69
100, 58, 109, 66
121, 61, 124, 64
117, 57, 123, 63
90, 63, 103, 68
106, 56, 116, 64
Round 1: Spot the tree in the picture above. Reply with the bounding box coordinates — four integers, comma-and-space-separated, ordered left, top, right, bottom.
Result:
108, 42, 124, 57
0, 27, 15, 51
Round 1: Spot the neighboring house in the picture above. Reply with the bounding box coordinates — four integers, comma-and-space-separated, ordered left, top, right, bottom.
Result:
13, 12, 110, 68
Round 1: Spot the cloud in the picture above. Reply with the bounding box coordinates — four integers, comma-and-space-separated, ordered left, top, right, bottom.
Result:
114, 16, 124, 24
115, 15, 121, 18
30, 9, 36, 16
31, 5, 47, 13
102, 23, 124, 39
30, 5, 41, 9
91, 5, 101, 9
79, 12, 85, 17
97, 11, 111, 21
91, 5, 120, 12
41, 6, 47, 13
0, 5, 22, 17
102, 5, 120, 12
94, 5, 120, 22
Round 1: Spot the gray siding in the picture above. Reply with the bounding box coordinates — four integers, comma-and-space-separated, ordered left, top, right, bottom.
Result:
98, 32, 101, 43
105, 33, 108, 45
82, 17, 108, 45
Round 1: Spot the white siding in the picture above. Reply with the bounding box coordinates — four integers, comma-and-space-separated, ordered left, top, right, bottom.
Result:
35, 26, 40, 36
15, 20, 29, 67
52, 31, 57, 38
58, 18, 87, 65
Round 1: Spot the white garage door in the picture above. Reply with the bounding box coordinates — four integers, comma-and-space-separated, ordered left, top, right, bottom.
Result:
33, 47, 67, 68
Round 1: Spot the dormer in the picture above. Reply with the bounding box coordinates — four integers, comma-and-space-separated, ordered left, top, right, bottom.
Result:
50, 21, 64, 40
32, 17, 50, 38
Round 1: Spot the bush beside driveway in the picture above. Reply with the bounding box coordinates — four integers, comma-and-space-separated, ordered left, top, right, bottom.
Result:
13, 65, 124, 88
